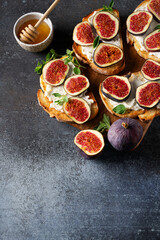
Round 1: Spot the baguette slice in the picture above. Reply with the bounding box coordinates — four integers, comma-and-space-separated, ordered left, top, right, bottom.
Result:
99, 71, 160, 121
126, 0, 160, 62
37, 75, 98, 123
72, 8, 125, 75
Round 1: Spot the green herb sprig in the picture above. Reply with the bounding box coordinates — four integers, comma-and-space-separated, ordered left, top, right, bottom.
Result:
93, 36, 100, 48
35, 49, 61, 74
113, 104, 126, 114
63, 49, 86, 75
155, 25, 160, 32
94, 114, 110, 133
52, 93, 68, 105
100, 0, 114, 12
35, 49, 86, 75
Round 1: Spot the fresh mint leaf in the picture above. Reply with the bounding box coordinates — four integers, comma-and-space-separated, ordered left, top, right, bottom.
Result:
52, 93, 68, 105
64, 58, 71, 64
34, 66, 42, 74
155, 25, 160, 29
73, 58, 80, 66
63, 49, 86, 74
37, 61, 41, 66
109, 0, 114, 8
100, 0, 114, 12
102, 5, 107, 11
34, 49, 61, 75
46, 52, 52, 61
103, 114, 110, 126
113, 104, 126, 114
66, 49, 73, 56
63, 95, 69, 103
74, 67, 81, 75
50, 49, 56, 54
93, 36, 100, 48
94, 114, 111, 132
155, 25, 160, 32
52, 93, 62, 97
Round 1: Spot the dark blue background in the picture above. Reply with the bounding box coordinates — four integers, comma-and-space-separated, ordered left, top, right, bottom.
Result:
0, 0, 160, 239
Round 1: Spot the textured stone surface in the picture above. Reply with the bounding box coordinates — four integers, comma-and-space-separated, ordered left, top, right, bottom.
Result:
0, 0, 160, 239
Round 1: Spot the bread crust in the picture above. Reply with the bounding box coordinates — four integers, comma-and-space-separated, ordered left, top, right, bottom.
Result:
99, 71, 160, 121
72, 8, 125, 75
126, 0, 160, 62
37, 75, 99, 123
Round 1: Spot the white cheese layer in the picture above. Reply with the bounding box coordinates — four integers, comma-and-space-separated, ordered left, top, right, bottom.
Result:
108, 74, 160, 110
133, 3, 160, 58
42, 62, 94, 112
81, 10, 121, 61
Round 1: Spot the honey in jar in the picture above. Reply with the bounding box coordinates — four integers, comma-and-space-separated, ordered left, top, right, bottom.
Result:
18, 19, 50, 44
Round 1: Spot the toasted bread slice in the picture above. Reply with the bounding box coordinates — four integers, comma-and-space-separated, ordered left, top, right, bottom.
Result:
126, 0, 160, 62
72, 8, 125, 75
37, 75, 99, 123
99, 71, 160, 121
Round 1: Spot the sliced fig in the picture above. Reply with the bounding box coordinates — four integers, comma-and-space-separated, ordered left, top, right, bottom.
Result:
144, 29, 160, 51
73, 21, 94, 46
148, 0, 160, 21
43, 59, 69, 86
64, 75, 90, 96
136, 82, 160, 108
101, 75, 131, 102
93, 43, 123, 68
74, 130, 105, 156
126, 11, 153, 35
93, 12, 119, 40
63, 97, 91, 124
141, 59, 160, 81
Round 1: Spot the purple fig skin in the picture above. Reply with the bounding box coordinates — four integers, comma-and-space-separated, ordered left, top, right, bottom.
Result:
107, 118, 143, 151
77, 148, 104, 159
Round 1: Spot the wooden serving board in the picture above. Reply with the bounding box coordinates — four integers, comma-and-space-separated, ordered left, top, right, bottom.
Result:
69, 35, 153, 150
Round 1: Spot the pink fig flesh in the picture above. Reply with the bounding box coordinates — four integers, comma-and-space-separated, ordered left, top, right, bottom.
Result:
73, 21, 94, 45
93, 12, 119, 40
63, 97, 91, 124
43, 59, 69, 86
74, 130, 105, 156
64, 75, 89, 96
141, 60, 160, 81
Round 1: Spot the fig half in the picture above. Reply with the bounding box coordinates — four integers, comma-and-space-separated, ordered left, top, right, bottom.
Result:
144, 29, 160, 51
93, 43, 123, 68
126, 11, 153, 35
93, 12, 119, 40
64, 75, 90, 96
148, 0, 160, 21
141, 59, 160, 81
43, 59, 69, 86
73, 21, 94, 46
63, 97, 91, 124
101, 75, 131, 102
74, 130, 105, 156
136, 81, 160, 108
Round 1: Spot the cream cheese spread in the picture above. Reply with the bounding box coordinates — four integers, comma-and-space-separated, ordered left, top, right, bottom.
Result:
133, 3, 160, 59
108, 74, 160, 110
42, 62, 94, 112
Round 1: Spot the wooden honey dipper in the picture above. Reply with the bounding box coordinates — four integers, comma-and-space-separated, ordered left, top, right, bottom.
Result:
20, 0, 60, 44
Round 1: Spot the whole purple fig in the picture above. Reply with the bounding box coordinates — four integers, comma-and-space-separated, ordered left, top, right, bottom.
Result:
108, 118, 143, 151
